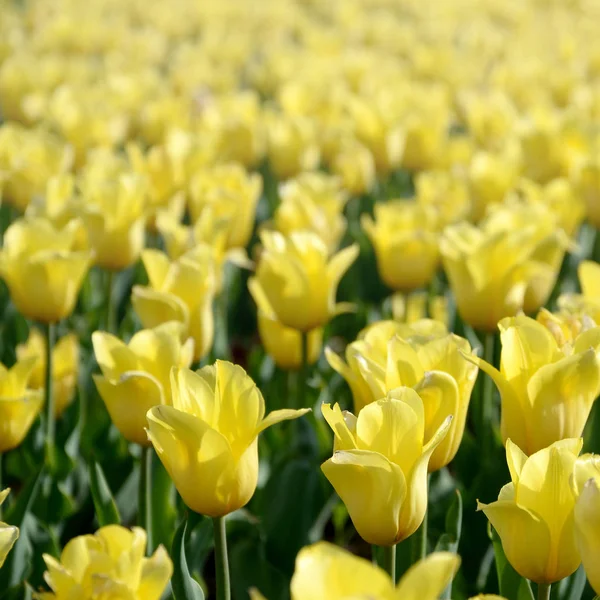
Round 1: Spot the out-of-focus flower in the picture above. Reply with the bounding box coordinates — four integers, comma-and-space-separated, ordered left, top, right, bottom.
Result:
16, 329, 79, 418
38, 525, 172, 599
321, 388, 451, 545
558, 261, 600, 325
147, 361, 309, 516
0, 124, 73, 213
331, 140, 376, 196
391, 291, 449, 327
188, 163, 262, 250
80, 174, 147, 271
415, 170, 471, 227
258, 312, 323, 371
466, 315, 600, 455
249, 231, 358, 332
362, 201, 440, 292
326, 319, 477, 471
479, 439, 582, 584
0, 357, 43, 453
132, 248, 217, 362
0, 489, 18, 569
0, 218, 92, 323
440, 203, 569, 331
93, 322, 194, 446
572, 158, 600, 228
277, 542, 460, 600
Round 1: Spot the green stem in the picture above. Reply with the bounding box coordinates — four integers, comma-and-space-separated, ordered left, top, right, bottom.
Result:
299, 331, 308, 409
213, 516, 231, 600
106, 271, 116, 334
594, 228, 600, 263
382, 544, 396, 584
44, 323, 55, 470
139, 447, 153, 552
537, 583, 551, 600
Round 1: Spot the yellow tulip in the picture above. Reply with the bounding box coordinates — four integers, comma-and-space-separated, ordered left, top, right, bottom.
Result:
572, 454, 600, 594
93, 322, 194, 446
326, 319, 477, 471
188, 163, 262, 251
401, 110, 448, 173
284, 542, 459, 600
362, 201, 440, 292
0, 489, 18, 569
37, 525, 172, 599
466, 314, 600, 455
80, 174, 148, 271
391, 291, 449, 328
440, 207, 568, 331
331, 140, 376, 196
0, 357, 44, 453
321, 388, 451, 546
132, 248, 217, 361
478, 438, 582, 584
16, 329, 79, 418
573, 158, 600, 228
415, 169, 471, 227
558, 261, 600, 323
146, 361, 309, 517
249, 231, 359, 332
258, 312, 323, 371
0, 218, 93, 323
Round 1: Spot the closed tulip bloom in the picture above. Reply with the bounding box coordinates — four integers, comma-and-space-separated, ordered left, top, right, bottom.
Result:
93, 322, 194, 446
16, 329, 79, 418
326, 319, 477, 470
285, 542, 459, 600
0, 489, 18, 568
258, 312, 323, 371
37, 525, 172, 599
466, 315, 600, 455
573, 158, 600, 228
0, 218, 93, 323
132, 248, 217, 361
321, 388, 451, 546
478, 438, 582, 584
188, 163, 262, 250
249, 231, 359, 332
80, 174, 148, 271
0, 357, 44, 453
362, 201, 440, 292
147, 362, 310, 517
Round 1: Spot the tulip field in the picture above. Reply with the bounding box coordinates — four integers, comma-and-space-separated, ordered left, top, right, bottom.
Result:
3, 0, 600, 598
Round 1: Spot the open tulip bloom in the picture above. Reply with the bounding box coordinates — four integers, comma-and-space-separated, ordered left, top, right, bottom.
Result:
0, 489, 19, 569
321, 388, 451, 546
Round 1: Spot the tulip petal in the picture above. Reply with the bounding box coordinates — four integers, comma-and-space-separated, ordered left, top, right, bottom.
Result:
579, 260, 600, 299
505, 439, 528, 484
327, 243, 359, 289
574, 479, 600, 594
138, 545, 174, 600
132, 286, 190, 329
325, 347, 375, 413
0, 522, 18, 569
573, 453, 600, 495
321, 449, 406, 546
141, 249, 171, 289
386, 336, 424, 389
248, 276, 277, 320
394, 552, 460, 600
92, 331, 139, 381
257, 408, 311, 435
321, 403, 357, 451
527, 351, 600, 452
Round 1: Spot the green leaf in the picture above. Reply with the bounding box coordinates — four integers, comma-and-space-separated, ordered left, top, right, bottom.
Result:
435, 490, 463, 600
171, 517, 205, 600
555, 565, 587, 600
89, 460, 121, 527
490, 525, 535, 600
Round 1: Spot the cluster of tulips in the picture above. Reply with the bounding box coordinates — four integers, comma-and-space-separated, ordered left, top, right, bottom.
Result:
2, 0, 600, 598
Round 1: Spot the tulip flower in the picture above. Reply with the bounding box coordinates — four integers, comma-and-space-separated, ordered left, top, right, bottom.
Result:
80, 174, 148, 271
251, 542, 460, 600
440, 204, 569, 331
573, 158, 600, 228
188, 163, 262, 250
558, 260, 600, 323
478, 438, 582, 584
258, 312, 323, 371
92, 322, 194, 446
132, 248, 217, 361
362, 201, 440, 292
0, 357, 44, 453
465, 314, 600, 455
326, 319, 477, 471
415, 169, 471, 227
0, 489, 18, 568
321, 388, 451, 546
248, 231, 359, 333
331, 140, 376, 195
0, 217, 92, 323
16, 329, 79, 418
147, 361, 310, 517
37, 525, 172, 599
